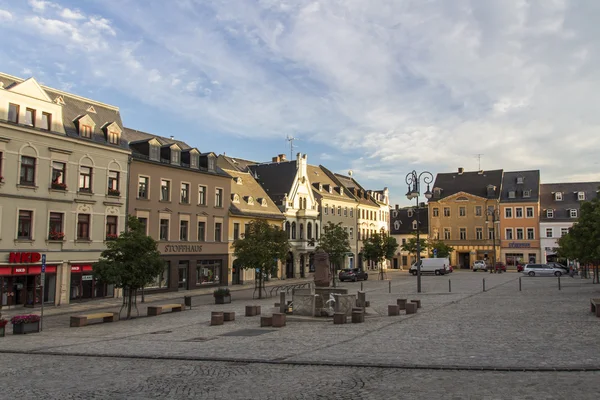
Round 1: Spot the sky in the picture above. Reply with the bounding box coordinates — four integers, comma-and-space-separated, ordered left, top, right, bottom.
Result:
0, 0, 599, 206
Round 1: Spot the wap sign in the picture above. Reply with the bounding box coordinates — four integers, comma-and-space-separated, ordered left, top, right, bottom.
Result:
8, 252, 42, 263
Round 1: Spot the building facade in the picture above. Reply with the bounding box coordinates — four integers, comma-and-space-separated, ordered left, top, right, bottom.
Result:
124, 128, 231, 292
428, 168, 503, 269
0, 73, 130, 307
499, 171, 541, 267
390, 205, 429, 269
218, 155, 285, 284
539, 182, 600, 263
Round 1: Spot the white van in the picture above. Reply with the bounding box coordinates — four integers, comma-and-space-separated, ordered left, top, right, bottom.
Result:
409, 258, 449, 276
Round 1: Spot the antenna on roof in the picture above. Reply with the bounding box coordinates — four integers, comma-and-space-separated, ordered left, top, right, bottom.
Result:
475, 154, 484, 170
286, 135, 298, 160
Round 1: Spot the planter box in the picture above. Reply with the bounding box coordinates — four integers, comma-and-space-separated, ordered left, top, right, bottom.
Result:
214, 295, 231, 304
12, 321, 40, 335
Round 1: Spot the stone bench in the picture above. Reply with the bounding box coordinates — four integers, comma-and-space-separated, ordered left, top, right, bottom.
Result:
333, 312, 347, 324
245, 305, 261, 317
211, 311, 224, 326
223, 311, 235, 321
272, 313, 286, 328
397, 299, 407, 310
388, 304, 400, 316
410, 299, 422, 309
591, 298, 600, 317
406, 302, 418, 314
260, 316, 273, 327
351, 311, 364, 323
70, 312, 119, 327
147, 303, 184, 316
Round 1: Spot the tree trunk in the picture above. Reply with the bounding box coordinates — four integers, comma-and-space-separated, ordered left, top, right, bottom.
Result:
126, 289, 133, 319
331, 262, 336, 287
258, 270, 263, 299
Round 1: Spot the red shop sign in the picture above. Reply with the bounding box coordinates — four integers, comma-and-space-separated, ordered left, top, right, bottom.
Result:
8, 252, 41, 263
13, 267, 27, 275
72, 264, 93, 272
71, 266, 81, 272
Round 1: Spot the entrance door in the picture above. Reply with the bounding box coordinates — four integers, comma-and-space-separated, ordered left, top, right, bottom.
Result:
459, 253, 471, 269
393, 258, 398, 269
286, 252, 294, 279
232, 260, 241, 285
178, 262, 188, 289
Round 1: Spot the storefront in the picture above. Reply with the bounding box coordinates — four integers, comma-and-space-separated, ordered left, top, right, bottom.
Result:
501, 242, 540, 266
146, 253, 229, 292
0, 252, 58, 307
69, 264, 113, 301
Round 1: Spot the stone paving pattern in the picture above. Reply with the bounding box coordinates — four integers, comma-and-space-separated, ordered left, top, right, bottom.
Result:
1, 271, 600, 398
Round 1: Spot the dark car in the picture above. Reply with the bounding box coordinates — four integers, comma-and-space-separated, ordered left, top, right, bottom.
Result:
495, 262, 507, 272
338, 268, 368, 282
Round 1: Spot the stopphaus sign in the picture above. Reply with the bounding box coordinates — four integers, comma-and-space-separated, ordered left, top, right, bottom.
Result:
164, 244, 203, 253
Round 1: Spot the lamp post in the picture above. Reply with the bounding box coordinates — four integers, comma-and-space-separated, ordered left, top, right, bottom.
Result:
485, 207, 500, 274
405, 170, 433, 293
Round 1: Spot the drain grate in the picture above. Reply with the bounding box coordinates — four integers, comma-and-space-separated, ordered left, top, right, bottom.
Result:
220, 329, 276, 337
150, 330, 173, 335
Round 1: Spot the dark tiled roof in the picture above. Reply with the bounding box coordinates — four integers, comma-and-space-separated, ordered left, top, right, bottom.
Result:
390, 207, 429, 234
431, 169, 503, 201
307, 164, 355, 201
540, 182, 600, 222
500, 170, 540, 203
0, 73, 128, 150
325, 170, 380, 208
217, 155, 258, 172
124, 127, 192, 150
248, 161, 298, 205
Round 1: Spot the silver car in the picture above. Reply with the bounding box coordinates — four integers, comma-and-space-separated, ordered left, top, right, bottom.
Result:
522, 264, 564, 277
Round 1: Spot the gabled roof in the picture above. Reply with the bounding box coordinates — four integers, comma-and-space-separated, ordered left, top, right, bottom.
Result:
218, 155, 259, 172
247, 161, 298, 205
540, 182, 600, 222
124, 127, 192, 150
501, 170, 540, 203
307, 164, 355, 202
390, 206, 429, 235
431, 169, 503, 201
323, 169, 379, 208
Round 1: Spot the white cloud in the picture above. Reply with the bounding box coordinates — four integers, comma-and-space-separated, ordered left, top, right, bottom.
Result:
0, 9, 12, 21
28, 0, 51, 13
59, 8, 85, 20
320, 153, 334, 161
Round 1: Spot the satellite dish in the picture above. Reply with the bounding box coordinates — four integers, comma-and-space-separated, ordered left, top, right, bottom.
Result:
348, 170, 353, 176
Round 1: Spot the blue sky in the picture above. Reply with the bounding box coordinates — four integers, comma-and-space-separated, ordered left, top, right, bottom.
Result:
1, 0, 599, 206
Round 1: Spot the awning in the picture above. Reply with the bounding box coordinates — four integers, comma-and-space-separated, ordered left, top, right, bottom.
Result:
0, 265, 58, 275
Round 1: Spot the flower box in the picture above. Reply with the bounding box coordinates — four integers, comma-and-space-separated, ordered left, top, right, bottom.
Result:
107, 189, 121, 196
0, 319, 7, 338
51, 182, 67, 190
105, 233, 119, 241
48, 230, 65, 241
214, 294, 231, 304
11, 315, 40, 335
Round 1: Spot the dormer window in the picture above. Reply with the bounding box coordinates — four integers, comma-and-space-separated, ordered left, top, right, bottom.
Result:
570, 209, 578, 218
171, 149, 180, 165
54, 96, 65, 106
86, 105, 97, 114
190, 154, 199, 168
433, 188, 441, 198
392, 211, 398, 218
260, 198, 267, 207
340, 187, 344, 196
328, 186, 333, 194
318, 183, 323, 191
247, 196, 254, 205
407, 209, 413, 218
578, 191, 585, 201
235, 177, 243, 185
546, 209, 554, 218
208, 157, 215, 171
523, 190, 531, 198
554, 192, 563, 201
394, 221, 400, 230
232, 194, 240, 203
508, 191, 516, 199
149, 143, 160, 161
107, 130, 120, 145
81, 125, 92, 139
412, 221, 418, 230
516, 176, 524, 184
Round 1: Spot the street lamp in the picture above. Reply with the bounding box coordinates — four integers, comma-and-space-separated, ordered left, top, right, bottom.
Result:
485, 207, 500, 274
405, 170, 433, 293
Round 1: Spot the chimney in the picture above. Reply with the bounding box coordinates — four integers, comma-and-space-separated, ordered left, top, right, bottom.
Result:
272, 155, 280, 163
458, 167, 464, 175
395, 204, 399, 210
279, 154, 286, 161
170, 135, 175, 140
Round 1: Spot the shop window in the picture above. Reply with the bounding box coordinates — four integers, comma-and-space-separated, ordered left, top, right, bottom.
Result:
51, 161, 66, 189
198, 221, 206, 241
181, 183, 190, 204
215, 222, 222, 242
159, 219, 169, 240
197, 260, 222, 285
25, 108, 35, 126
49, 212, 64, 240
180, 220, 189, 241
198, 185, 207, 205
20, 156, 36, 185
41, 112, 51, 130
77, 214, 90, 240
79, 166, 92, 192
138, 176, 149, 199
106, 216, 118, 239
107, 171, 119, 195
8, 103, 19, 123
147, 262, 169, 289
18, 210, 33, 239
215, 188, 223, 207
160, 179, 171, 201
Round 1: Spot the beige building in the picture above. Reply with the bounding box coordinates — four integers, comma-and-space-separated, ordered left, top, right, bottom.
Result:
218, 155, 285, 284
0, 73, 130, 306
124, 129, 231, 292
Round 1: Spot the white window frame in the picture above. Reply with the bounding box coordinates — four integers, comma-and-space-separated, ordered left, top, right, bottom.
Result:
578, 191, 585, 201
526, 228, 535, 240
476, 227, 483, 240
516, 228, 524, 240
505, 208, 512, 218
215, 187, 224, 207
570, 209, 578, 218
160, 178, 171, 202
198, 185, 207, 206
555, 192, 563, 201
545, 228, 553, 238
547, 209, 554, 218
432, 208, 439, 217
526, 207, 534, 218
505, 228, 513, 240
515, 207, 523, 218
561, 227, 569, 237
180, 182, 191, 204
179, 217, 190, 241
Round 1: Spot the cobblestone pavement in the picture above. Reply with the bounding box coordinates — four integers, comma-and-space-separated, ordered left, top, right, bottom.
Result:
1, 271, 599, 398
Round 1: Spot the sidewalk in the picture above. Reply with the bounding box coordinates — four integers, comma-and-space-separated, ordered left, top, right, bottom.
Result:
0, 276, 312, 319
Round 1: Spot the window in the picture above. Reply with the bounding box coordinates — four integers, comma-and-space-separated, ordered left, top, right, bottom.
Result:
488, 227, 494, 240
20, 156, 36, 185
208, 158, 215, 171
443, 228, 451, 240
233, 223, 240, 240
25, 108, 35, 126
138, 176, 149, 199
106, 216, 118, 239
505, 208, 512, 218
77, 214, 90, 240
160, 179, 170, 201
324, 205, 328, 215
516, 176, 524, 184
561, 228, 568, 237
198, 185, 207, 205
180, 220, 189, 241
337, 206, 341, 216
350, 209, 353, 218
198, 221, 206, 241
196, 260, 222, 285
49, 212, 64, 239
475, 206, 482, 216
570, 209, 578, 218
344, 207, 348, 217
307, 222, 313, 240
527, 228, 535, 240
147, 262, 169, 289
8, 103, 19, 123
40, 112, 51, 130
107, 131, 119, 145
291, 222, 297, 239
545, 228, 553, 238
516, 228, 524, 240
526, 207, 534, 218
181, 183, 190, 204
547, 209, 554, 218
108, 171, 119, 193
190, 154, 198, 168
51, 161, 66, 186
459, 228, 467, 240
508, 191, 516, 199
476, 227, 483, 240
79, 166, 92, 192
555, 192, 563, 201
459, 207, 466, 217
407, 209, 413, 218
443, 207, 450, 217
159, 219, 169, 240
171, 150, 180, 164
17, 210, 33, 239
215, 188, 223, 207
505, 228, 513, 240
433, 208, 439, 217
315, 223, 319, 240
349, 227, 353, 240
149, 144, 160, 161
138, 217, 148, 235
215, 222, 222, 242
412, 221, 418, 230
515, 207, 523, 218
299, 223, 304, 239
80, 125, 92, 139
578, 192, 586, 201
523, 190, 531, 198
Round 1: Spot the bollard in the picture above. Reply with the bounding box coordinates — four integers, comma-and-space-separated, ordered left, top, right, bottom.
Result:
389, 281, 391, 293
558, 275, 561, 290
483, 278, 486, 292
449, 279, 451, 293
519, 277, 522, 292
361, 282, 363, 291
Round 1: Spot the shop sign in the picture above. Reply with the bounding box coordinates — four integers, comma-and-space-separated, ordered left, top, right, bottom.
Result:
13, 267, 27, 274
8, 252, 42, 263
82, 275, 94, 281
164, 244, 203, 253
508, 242, 531, 248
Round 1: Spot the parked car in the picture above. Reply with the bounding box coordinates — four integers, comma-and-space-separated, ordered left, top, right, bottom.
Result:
522, 264, 564, 277
547, 262, 569, 273
409, 258, 449, 276
338, 268, 368, 282
495, 262, 507, 272
472, 260, 487, 272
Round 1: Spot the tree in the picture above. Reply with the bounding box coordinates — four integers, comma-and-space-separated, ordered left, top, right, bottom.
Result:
233, 220, 289, 299
557, 196, 600, 282
317, 222, 351, 287
428, 239, 454, 259
400, 237, 428, 258
362, 231, 398, 279
94, 216, 165, 319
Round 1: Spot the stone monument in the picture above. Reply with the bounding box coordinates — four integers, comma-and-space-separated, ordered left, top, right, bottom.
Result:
313, 249, 331, 287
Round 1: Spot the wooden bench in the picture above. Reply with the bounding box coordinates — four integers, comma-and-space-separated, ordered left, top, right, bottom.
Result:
590, 298, 600, 317
70, 312, 118, 327
147, 303, 184, 316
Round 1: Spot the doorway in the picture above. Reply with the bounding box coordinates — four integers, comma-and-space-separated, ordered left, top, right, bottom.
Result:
286, 252, 294, 279
232, 259, 242, 285
178, 261, 189, 289
459, 252, 471, 269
